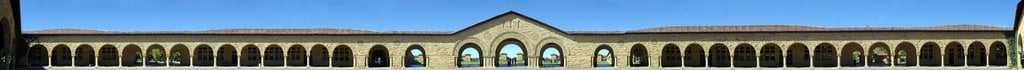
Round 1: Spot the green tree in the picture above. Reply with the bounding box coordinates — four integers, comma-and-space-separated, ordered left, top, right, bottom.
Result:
150, 49, 164, 62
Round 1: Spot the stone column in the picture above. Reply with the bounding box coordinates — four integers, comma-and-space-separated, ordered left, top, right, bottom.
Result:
704, 52, 709, 69
284, 52, 289, 68
306, 51, 311, 68
729, 51, 735, 70
142, 49, 147, 68
782, 52, 787, 70
71, 52, 76, 67
48, 55, 52, 67
809, 53, 814, 69
963, 48, 968, 69
214, 50, 219, 68
95, 50, 99, 68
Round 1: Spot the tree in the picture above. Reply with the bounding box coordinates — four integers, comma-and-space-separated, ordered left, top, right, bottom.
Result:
150, 49, 164, 62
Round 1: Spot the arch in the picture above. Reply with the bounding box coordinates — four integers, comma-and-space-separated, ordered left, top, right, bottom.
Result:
839, 43, 864, 67
28, 45, 48, 66
310, 45, 329, 66
894, 42, 917, 66
593, 45, 614, 67
495, 39, 528, 67
920, 42, 941, 66
458, 43, 483, 67
989, 42, 1007, 66
945, 42, 964, 66
966, 41, 986, 66
74, 45, 95, 66
194, 45, 214, 66
786, 43, 810, 67
812, 43, 837, 67
629, 44, 649, 67
287, 45, 307, 66
52, 45, 72, 66
332, 45, 353, 67
264, 45, 284, 66
169, 44, 190, 66
683, 44, 705, 67
121, 44, 142, 66
217, 44, 237, 66
240, 45, 260, 66
735, 43, 756, 67
709, 43, 729, 67
405, 45, 427, 67
367, 45, 390, 67
98, 45, 118, 66
539, 43, 564, 67
661, 44, 682, 67
867, 42, 892, 66
759, 43, 782, 67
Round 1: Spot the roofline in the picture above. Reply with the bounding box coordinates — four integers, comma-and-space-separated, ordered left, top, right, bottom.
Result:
450, 11, 571, 35
1014, 0, 1022, 32
22, 30, 1012, 36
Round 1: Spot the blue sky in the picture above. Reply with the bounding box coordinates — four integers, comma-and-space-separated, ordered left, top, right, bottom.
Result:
20, 0, 1019, 31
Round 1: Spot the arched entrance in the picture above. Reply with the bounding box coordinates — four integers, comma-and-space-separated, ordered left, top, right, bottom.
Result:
813, 43, 836, 67
458, 43, 483, 67
240, 45, 261, 66
683, 44, 704, 67
966, 42, 986, 66
735, 43, 756, 67
121, 45, 142, 66
217, 45, 237, 66
367, 45, 390, 67
194, 45, 214, 66
709, 44, 729, 67
760, 44, 782, 67
287, 45, 307, 66
310, 45, 329, 66
52, 45, 72, 66
629, 44, 648, 67
405, 45, 427, 67
170, 44, 190, 66
920, 42, 941, 66
540, 43, 563, 67
264, 45, 284, 66
990, 42, 1006, 66
661, 44, 682, 67
787, 43, 810, 67
99, 45, 118, 66
594, 45, 614, 67
840, 43, 864, 67
28, 45, 48, 66
75, 45, 95, 66
868, 42, 892, 66
332, 45, 353, 67
495, 39, 527, 67
894, 42, 916, 66
945, 42, 964, 66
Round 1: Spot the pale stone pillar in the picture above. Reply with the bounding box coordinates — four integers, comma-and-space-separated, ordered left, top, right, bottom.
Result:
306, 51, 311, 68
95, 50, 99, 68
729, 51, 735, 69
809, 53, 814, 69
963, 48, 968, 69
71, 52, 76, 67
915, 49, 920, 69
48, 55, 52, 67
704, 52, 709, 69
284, 52, 289, 68
782, 52, 788, 70
214, 50, 218, 68
142, 49, 147, 68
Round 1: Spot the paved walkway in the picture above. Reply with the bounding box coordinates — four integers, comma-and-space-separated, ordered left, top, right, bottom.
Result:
23, 66, 1011, 70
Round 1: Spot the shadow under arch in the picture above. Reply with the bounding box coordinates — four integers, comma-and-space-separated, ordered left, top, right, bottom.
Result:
367, 45, 390, 67
593, 45, 614, 67
457, 43, 483, 67
405, 45, 427, 67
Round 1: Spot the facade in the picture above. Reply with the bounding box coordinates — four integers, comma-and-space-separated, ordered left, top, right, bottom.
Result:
16, 11, 1018, 70
0, 0, 19, 69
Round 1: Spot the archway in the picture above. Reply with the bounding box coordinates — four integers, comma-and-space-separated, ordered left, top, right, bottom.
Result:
990, 42, 1006, 66
194, 45, 214, 66
217, 45, 237, 66
310, 45, 329, 66
868, 42, 891, 66
52, 45, 72, 66
661, 44, 682, 67
945, 42, 964, 66
495, 39, 527, 67
332, 45, 353, 67
99, 45, 118, 66
894, 42, 917, 66
840, 43, 864, 67
760, 43, 782, 67
735, 43, 756, 67
787, 43, 810, 67
683, 44, 704, 67
458, 43, 483, 67
813, 43, 836, 67
287, 45, 307, 66
405, 45, 427, 67
240, 45, 261, 66
629, 44, 648, 67
367, 45, 390, 67
121, 45, 142, 66
264, 45, 284, 66
709, 44, 729, 67
28, 45, 48, 66
920, 42, 941, 66
966, 42, 986, 66
74, 45, 95, 66
170, 44, 191, 66
540, 43, 563, 67
594, 45, 614, 67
